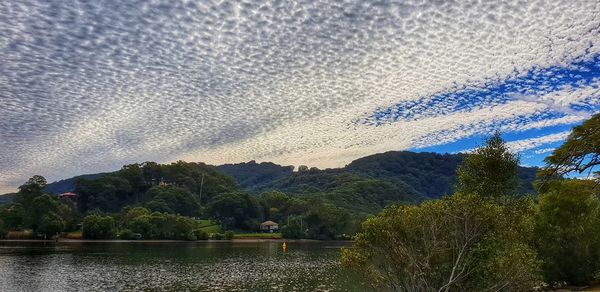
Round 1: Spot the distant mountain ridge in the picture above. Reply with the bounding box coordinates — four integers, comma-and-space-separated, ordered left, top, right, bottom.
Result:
3, 151, 538, 204
218, 151, 537, 200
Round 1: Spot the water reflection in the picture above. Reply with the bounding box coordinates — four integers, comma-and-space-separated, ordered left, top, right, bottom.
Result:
0, 241, 368, 291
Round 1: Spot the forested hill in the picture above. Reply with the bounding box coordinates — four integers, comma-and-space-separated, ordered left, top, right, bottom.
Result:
217, 151, 538, 199
347, 151, 538, 197
10, 151, 536, 205
216, 161, 294, 191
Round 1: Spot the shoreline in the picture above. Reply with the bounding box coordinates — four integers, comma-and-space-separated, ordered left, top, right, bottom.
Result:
0, 238, 351, 244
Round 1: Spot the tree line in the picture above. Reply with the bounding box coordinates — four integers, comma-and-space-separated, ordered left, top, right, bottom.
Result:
0, 161, 356, 240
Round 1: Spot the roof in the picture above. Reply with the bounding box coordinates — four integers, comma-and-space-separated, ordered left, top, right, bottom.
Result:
58, 192, 77, 197
260, 220, 278, 226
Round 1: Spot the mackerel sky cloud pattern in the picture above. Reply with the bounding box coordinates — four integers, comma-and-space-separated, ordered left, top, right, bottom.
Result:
0, 0, 599, 193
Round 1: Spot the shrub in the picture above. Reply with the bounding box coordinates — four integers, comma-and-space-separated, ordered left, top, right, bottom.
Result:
224, 231, 234, 240
82, 214, 116, 239
118, 229, 142, 240
281, 216, 305, 239
37, 212, 65, 238
194, 229, 209, 240
534, 180, 600, 286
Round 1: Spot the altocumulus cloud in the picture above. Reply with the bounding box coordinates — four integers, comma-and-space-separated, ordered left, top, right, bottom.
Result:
0, 0, 599, 193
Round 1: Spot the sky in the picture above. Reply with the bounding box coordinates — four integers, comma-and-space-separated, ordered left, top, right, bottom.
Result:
0, 0, 599, 194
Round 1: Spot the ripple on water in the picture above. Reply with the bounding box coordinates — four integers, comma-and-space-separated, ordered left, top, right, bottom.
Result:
0, 243, 368, 291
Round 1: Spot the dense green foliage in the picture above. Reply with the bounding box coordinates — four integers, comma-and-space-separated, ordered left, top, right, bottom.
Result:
75, 161, 239, 214
534, 179, 600, 286
82, 214, 116, 239
345, 151, 464, 198
0, 204, 25, 230
456, 132, 520, 198
121, 208, 198, 240
280, 215, 304, 239
268, 171, 418, 215
217, 160, 294, 191
143, 186, 200, 216
207, 192, 263, 230
0, 175, 78, 238
213, 151, 537, 222
33, 150, 536, 211
342, 193, 540, 291
37, 212, 65, 238
304, 203, 351, 240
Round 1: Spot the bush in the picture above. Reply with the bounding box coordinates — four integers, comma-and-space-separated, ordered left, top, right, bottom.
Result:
37, 212, 65, 238
82, 214, 116, 239
281, 216, 305, 239
342, 193, 540, 291
224, 231, 234, 240
212, 233, 224, 240
184, 231, 197, 241
118, 229, 142, 240
194, 229, 209, 240
534, 180, 600, 286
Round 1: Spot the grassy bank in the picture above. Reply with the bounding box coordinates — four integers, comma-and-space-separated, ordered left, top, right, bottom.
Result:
233, 232, 282, 239
197, 219, 222, 233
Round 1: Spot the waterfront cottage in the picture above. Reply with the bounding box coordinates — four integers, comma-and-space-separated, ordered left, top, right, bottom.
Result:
260, 221, 279, 232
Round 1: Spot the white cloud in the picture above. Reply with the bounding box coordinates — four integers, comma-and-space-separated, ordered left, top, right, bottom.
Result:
506, 132, 571, 152
0, 0, 599, 191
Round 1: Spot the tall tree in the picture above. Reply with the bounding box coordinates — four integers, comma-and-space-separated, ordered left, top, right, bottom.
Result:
456, 132, 520, 198
15, 175, 47, 205
542, 112, 600, 179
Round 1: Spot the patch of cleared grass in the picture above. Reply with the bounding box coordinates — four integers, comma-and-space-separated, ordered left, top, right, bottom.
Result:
196, 219, 217, 228
199, 224, 222, 233
195, 219, 222, 233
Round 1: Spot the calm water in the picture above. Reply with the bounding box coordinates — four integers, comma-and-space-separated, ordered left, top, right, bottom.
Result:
0, 241, 369, 291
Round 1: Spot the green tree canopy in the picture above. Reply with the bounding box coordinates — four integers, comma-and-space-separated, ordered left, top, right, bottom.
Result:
207, 192, 263, 230
456, 132, 520, 198
0, 204, 25, 230
37, 212, 65, 238
304, 202, 351, 240
15, 175, 47, 205
24, 195, 61, 231
543, 112, 600, 179
342, 193, 539, 291
82, 214, 116, 239
534, 179, 600, 286
144, 186, 200, 216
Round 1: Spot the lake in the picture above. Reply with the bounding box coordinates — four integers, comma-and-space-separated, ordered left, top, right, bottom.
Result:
0, 241, 369, 291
